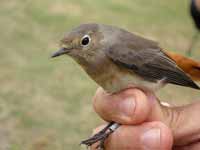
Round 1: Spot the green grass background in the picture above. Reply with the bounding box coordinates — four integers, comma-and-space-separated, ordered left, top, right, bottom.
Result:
0, 0, 200, 149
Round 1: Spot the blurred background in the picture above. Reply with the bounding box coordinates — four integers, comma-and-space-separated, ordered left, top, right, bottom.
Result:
0, 0, 200, 149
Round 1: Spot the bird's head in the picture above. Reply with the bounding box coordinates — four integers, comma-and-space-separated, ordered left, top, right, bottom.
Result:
51, 24, 105, 65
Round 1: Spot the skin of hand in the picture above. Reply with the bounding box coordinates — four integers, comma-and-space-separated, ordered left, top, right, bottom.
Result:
91, 88, 200, 150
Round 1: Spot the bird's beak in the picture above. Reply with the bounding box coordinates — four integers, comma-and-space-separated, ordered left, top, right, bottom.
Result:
51, 47, 71, 58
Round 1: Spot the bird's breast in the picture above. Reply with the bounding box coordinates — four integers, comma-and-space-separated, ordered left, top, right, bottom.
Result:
91, 62, 164, 93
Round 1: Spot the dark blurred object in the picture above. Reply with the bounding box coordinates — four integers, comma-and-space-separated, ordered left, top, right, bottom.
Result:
191, 0, 200, 29
187, 0, 200, 56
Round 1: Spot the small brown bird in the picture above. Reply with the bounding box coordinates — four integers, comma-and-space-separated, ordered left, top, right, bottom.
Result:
51, 23, 200, 149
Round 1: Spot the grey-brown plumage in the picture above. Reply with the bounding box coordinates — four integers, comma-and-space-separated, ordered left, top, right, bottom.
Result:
51, 23, 200, 149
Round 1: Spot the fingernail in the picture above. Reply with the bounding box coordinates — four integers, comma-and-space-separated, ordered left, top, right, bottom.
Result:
120, 97, 135, 116
141, 128, 161, 149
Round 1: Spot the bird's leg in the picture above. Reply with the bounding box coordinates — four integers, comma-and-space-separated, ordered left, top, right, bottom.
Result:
187, 31, 199, 56
81, 122, 120, 149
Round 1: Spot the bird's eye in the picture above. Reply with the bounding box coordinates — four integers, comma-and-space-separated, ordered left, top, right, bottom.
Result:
81, 35, 91, 46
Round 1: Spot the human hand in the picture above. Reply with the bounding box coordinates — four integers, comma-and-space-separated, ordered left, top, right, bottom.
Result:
91, 88, 200, 150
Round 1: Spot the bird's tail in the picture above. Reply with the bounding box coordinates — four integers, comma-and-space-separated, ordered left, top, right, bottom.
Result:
165, 51, 200, 81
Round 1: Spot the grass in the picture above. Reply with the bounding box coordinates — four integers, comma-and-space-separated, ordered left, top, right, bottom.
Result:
0, 0, 200, 149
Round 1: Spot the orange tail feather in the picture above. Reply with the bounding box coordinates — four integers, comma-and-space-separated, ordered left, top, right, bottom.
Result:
166, 51, 200, 81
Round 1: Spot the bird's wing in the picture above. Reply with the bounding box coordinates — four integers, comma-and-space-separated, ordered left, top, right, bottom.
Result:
105, 44, 199, 89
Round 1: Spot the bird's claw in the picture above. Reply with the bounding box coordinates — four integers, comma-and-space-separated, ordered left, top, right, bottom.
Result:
80, 122, 119, 150
81, 129, 111, 150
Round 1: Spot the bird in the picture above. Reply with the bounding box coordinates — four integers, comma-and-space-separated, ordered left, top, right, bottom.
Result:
51, 23, 200, 150
187, 0, 200, 56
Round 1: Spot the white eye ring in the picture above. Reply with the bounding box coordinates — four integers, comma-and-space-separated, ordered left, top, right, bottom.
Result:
81, 35, 91, 46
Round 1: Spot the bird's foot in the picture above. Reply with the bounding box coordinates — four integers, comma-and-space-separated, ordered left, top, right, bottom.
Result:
81, 130, 110, 150
80, 122, 120, 150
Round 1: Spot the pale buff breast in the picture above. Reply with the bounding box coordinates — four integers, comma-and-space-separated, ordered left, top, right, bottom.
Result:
92, 62, 165, 93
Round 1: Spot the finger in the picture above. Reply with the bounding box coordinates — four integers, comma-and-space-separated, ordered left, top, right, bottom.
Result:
90, 122, 173, 150
93, 87, 153, 124
174, 142, 200, 150
166, 102, 200, 146
149, 98, 200, 146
